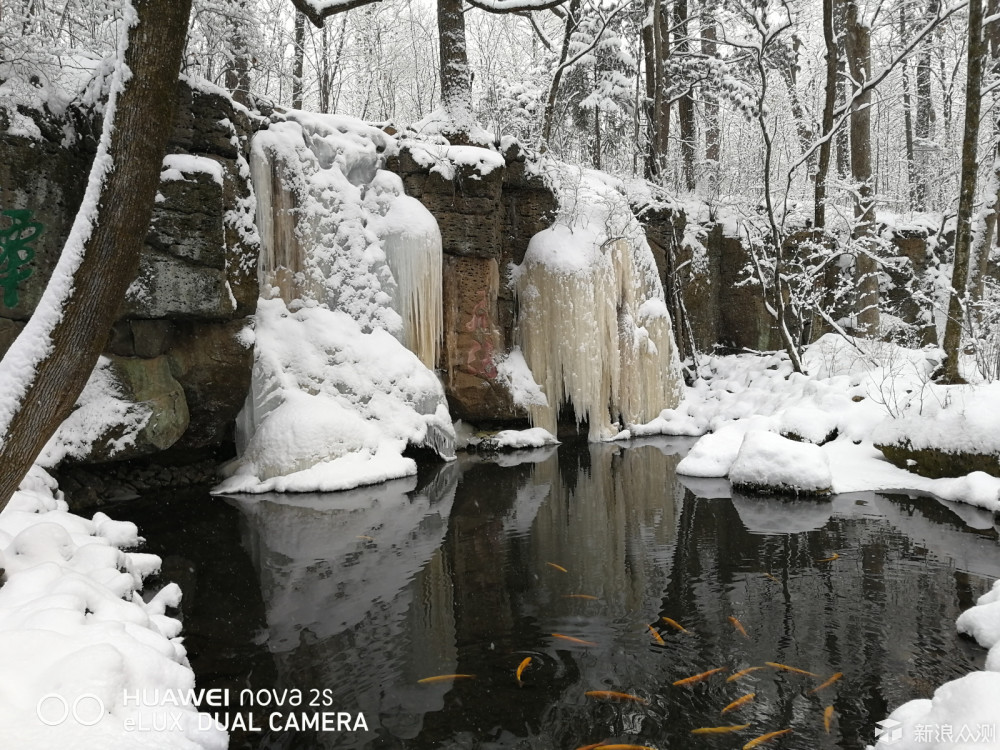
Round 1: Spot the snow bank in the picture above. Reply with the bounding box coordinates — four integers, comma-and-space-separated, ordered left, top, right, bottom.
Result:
486, 427, 559, 450
728, 430, 832, 496
217, 298, 453, 494
0, 468, 225, 749
512, 165, 683, 440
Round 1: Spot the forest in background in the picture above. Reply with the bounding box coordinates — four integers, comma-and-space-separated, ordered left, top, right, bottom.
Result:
3, 0, 1000, 382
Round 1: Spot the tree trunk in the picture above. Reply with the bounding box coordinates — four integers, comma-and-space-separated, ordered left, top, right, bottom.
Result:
913, 0, 937, 210
647, 0, 670, 180
292, 9, 305, 109
223, 0, 252, 106
642, 0, 656, 178
675, 0, 696, 191
541, 0, 581, 146
437, 0, 473, 128
0, 0, 192, 510
846, 1, 878, 337
814, 0, 838, 229
900, 6, 917, 208
701, 4, 719, 186
941, 0, 986, 383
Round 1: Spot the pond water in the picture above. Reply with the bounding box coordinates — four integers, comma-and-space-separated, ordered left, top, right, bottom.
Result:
120, 438, 1000, 750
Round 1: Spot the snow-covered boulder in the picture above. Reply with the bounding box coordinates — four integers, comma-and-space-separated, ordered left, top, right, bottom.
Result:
729, 430, 832, 497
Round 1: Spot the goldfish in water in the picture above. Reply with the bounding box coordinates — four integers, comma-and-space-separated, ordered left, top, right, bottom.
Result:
589, 745, 658, 750
356, 535, 374, 541
742, 728, 792, 748
729, 616, 750, 638
661, 617, 689, 633
690, 724, 750, 735
564, 594, 599, 600
823, 705, 835, 733
763, 573, 780, 583
816, 553, 840, 562
547, 562, 568, 573
585, 690, 647, 704
810, 672, 843, 693
673, 667, 726, 686
515, 657, 532, 683
726, 666, 765, 682
766, 661, 818, 677
552, 633, 598, 646
721, 693, 756, 714
648, 625, 665, 645
417, 674, 474, 684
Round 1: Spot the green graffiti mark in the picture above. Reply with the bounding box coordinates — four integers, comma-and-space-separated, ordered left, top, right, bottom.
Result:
0, 209, 43, 308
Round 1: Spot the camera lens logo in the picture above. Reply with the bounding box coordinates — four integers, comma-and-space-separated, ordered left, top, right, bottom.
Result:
36, 694, 106, 727
874, 718, 903, 745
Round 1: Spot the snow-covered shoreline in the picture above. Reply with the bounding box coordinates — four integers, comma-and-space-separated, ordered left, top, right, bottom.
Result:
0, 467, 226, 749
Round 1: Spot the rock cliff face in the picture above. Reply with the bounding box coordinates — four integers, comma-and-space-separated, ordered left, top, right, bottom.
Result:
0, 80, 259, 471
387, 142, 557, 424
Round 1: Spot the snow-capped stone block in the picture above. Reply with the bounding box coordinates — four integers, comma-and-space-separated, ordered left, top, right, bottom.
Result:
677, 426, 745, 477
729, 430, 832, 497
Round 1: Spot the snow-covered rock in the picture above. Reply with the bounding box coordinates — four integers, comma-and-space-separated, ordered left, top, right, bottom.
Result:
729, 430, 833, 497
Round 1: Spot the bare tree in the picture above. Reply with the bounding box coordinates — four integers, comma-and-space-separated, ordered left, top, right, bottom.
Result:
0, 0, 193, 510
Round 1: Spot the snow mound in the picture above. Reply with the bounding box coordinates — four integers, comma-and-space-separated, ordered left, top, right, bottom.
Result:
0, 467, 225, 749
956, 580, 1000, 671
729, 431, 832, 497
676, 426, 748, 478
485, 428, 559, 450
872, 671, 1000, 749
216, 299, 454, 495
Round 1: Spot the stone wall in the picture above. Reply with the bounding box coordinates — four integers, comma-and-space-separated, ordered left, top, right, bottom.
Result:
0, 80, 260, 467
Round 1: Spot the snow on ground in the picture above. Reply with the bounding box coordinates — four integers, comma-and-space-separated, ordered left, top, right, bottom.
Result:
728, 430, 832, 496
637, 333, 1000, 509
0, 467, 225, 749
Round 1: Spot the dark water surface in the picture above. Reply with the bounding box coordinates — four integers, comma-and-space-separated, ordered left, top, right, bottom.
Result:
120, 439, 1000, 750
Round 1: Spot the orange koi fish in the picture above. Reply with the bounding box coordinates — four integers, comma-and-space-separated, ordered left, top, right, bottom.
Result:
574, 743, 607, 750
417, 674, 474, 684
648, 625, 665, 645
547, 562, 568, 573
823, 705, 835, 733
721, 693, 755, 714
763, 573, 780, 583
810, 672, 843, 693
552, 633, 598, 646
816, 553, 840, 562
585, 691, 647, 704
766, 662, 818, 677
743, 728, 792, 748
661, 617, 689, 633
590, 745, 658, 750
729, 616, 750, 639
516, 657, 532, 683
564, 594, 599, 600
673, 667, 726, 686
690, 724, 750, 735
726, 666, 765, 682
356, 535, 374, 541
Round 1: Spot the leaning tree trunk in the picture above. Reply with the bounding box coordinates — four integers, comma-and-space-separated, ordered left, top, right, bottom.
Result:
845, 1, 879, 337
292, 8, 306, 109
941, 0, 986, 383
675, 0, 696, 191
0, 0, 192, 511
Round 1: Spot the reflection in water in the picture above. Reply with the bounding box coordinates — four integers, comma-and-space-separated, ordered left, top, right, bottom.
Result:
220, 440, 996, 750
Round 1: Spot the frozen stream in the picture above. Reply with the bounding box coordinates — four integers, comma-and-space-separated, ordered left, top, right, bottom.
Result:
121, 438, 1000, 749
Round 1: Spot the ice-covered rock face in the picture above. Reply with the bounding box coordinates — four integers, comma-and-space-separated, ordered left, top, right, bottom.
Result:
224, 114, 453, 494
512, 169, 683, 440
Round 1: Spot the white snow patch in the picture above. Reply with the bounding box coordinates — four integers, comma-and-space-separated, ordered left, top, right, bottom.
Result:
728, 431, 833, 495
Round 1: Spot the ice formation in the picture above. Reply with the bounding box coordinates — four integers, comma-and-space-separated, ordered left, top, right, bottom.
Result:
226, 113, 453, 493
512, 168, 682, 440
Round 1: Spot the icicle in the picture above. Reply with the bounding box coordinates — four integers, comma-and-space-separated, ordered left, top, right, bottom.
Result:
514, 195, 682, 440
379, 195, 443, 370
